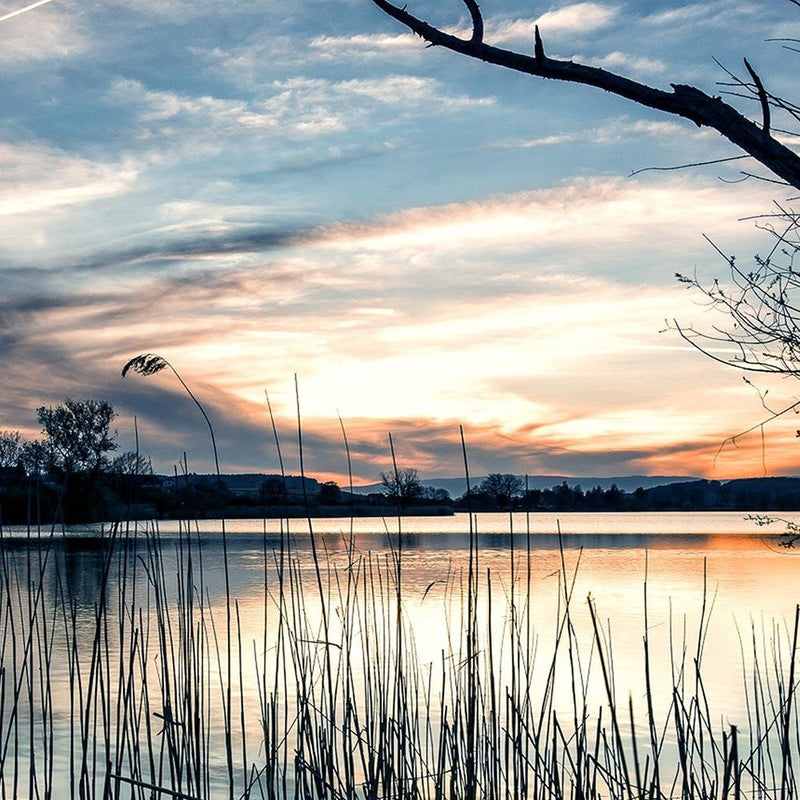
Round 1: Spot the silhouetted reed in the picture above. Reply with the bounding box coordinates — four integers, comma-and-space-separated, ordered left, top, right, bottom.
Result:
1, 512, 799, 799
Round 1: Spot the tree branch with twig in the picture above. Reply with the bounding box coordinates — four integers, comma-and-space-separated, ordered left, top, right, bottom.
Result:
369, 0, 800, 188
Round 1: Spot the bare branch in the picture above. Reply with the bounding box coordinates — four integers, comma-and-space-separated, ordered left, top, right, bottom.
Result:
714, 390, 800, 471
731, 171, 791, 185
534, 24, 544, 64
674, 210, 800, 389
743, 58, 771, 135
461, 0, 483, 43
628, 156, 750, 178
369, 0, 800, 188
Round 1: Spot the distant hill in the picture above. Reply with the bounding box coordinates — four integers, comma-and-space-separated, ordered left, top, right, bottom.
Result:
352, 474, 702, 498
117, 472, 800, 517
157, 473, 322, 495
639, 476, 800, 511
157, 472, 800, 511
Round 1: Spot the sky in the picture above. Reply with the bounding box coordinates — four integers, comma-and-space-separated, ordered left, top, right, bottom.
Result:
2, 0, 800, 485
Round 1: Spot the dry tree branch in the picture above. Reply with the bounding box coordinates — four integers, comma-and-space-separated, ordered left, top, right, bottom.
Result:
628, 156, 750, 179
368, 0, 800, 188
743, 59, 771, 135
461, 0, 483, 43
713, 388, 800, 476
673, 210, 800, 441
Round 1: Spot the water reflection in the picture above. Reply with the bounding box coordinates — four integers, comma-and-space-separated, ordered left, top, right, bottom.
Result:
3, 521, 788, 614
61, 536, 113, 609
7, 509, 795, 539
1, 513, 798, 799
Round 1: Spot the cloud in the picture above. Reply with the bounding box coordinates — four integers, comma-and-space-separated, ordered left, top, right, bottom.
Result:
8, 278, 788, 483
642, 0, 760, 29
108, 75, 494, 143
306, 13, 593, 58
321, 5, 616, 53
308, 175, 778, 259
0, 141, 137, 217
72, 226, 303, 272
492, 116, 695, 150
103, 0, 267, 18
3, 257, 795, 483
4, 171, 774, 324
0, 0, 86, 63
534, 2, 619, 35
639, 0, 795, 48
0, 164, 790, 484
482, 13, 617, 46
308, 32, 421, 61
0, 141, 140, 259
483, 18, 537, 44
7, 171, 770, 295
2, 0, 797, 491
580, 51, 667, 77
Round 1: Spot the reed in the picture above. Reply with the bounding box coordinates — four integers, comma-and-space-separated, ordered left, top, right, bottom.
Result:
0, 465, 798, 798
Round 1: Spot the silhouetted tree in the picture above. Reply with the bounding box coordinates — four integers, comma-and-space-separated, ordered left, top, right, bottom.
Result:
381, 467, 424, 508
603, 484, 625, 507
19, 440, 48, 479
37, 398, 118, 478
30, 399, 119, 522
0, 431, 21, 470
0, 431, 24, 490
260, 477, 287, 504
110, 451, 155, 506
553, 481, 582, 510
477, 473, 524, 509
0, 431, 25, 522
112, 450, 153, 478
317, 480, 343, 505
421, 486, 452, 503
521, 488, 542, 510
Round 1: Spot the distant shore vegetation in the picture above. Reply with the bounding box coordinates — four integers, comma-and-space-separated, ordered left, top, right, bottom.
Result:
3, 398, 800, 525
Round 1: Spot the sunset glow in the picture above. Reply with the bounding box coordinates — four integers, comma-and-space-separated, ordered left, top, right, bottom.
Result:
2, 0, 799, 485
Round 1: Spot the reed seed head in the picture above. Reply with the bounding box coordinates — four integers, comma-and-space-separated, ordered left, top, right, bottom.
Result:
121, 353, 168, 378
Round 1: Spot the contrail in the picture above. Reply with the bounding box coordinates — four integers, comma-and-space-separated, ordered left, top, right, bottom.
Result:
0, 0, 58, 23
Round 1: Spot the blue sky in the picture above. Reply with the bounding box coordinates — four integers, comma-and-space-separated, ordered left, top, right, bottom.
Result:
2, 0, 799, 483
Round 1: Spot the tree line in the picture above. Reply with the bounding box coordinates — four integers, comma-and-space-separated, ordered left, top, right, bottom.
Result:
4, 399, 800, 525
378, 469, 800, 512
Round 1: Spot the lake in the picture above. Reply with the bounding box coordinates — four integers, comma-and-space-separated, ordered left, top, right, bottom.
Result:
1, 511, 798, 799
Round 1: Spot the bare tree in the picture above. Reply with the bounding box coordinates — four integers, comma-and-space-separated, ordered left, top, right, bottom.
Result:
477, 472, 524, 509
422, 486, 452, 502
381, 467, 424, 508
112, 450, 154, 478
675, 209, 800, 376
369, 0, 800, 466
673, 208, 800, 440
368, 0, 800, 189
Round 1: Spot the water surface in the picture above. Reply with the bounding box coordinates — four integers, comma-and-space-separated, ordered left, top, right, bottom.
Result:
2, 511, 798, 798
